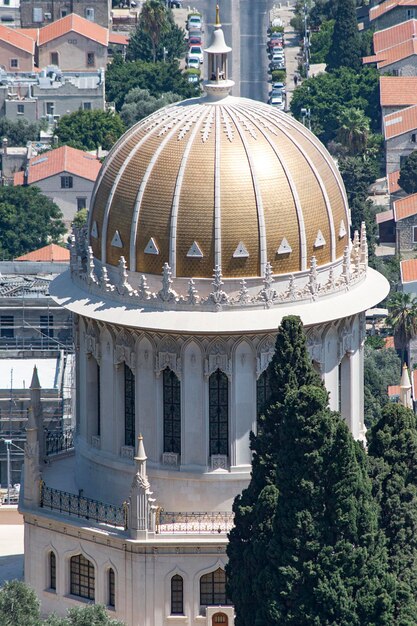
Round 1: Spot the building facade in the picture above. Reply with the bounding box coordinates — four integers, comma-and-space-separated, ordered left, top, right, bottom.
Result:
20, 0, 110, 29
21, 18, 390, 626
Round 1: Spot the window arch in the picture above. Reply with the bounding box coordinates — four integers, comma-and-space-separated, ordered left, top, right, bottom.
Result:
209, 370, 228, 456
200, 567, 231, 606
170, 574, 183, 615
256, 368, 272, 418
108, 567, 115, 608
49, 551, 56, 591
163, 368, 181, 454
124, 363, 135, 447
70, 554, 95, 600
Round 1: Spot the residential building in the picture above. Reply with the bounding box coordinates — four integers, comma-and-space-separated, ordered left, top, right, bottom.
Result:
21, 19, 391, 626
20, 0, 110, 29
383, 104, 417, 173
13, 145, 102, 227
0, 23, 36, 72
363, 38, 417, 74
380, 76, 417, 116
369, 0, 417, 31
37, 14, 108, 71
376, 192, 417, 254
0, 0, 20, 27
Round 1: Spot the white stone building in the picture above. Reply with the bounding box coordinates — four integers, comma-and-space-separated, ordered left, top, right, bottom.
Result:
20, 15, 389, 626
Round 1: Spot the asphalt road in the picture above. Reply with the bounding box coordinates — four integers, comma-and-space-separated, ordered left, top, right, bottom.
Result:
191, 0, 273, 102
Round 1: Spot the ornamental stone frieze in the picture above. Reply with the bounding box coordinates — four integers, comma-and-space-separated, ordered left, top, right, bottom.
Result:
204, 341, 232, 378
256, 336, 276, 377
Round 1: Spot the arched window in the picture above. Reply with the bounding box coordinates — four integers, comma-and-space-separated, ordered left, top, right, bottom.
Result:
200, 568, 231, 606
108, 568, 115, 608
70, 554, 95, 600
209, 370, 228, 456
97, 361, 101, 437
49, 551, 56, 591
163, 368, 181, 454
256, 368, 272, 418
171, 574, 183, 615
124, 363, 135, 447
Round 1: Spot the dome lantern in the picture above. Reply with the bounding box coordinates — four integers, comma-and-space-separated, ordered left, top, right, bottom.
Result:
204, 4, 234, 99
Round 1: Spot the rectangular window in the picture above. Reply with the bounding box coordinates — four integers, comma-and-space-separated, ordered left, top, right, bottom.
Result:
40, 314, 53, 338
3, 0, 10, 6
85, 7, 94, 20
209, 370, 229, 456
108, 568, 115, 608
407, 8, 416, 18
17, 104, 24, 114
61, 175, 73, 189
70, 555, 95, 601
46, 102, 54, 115
163, 368, 181, 454
83, 101, 92, 111
87, 52, 95, 67
0, 315, 14, 338
124, 363, 135, 447
49, 552, 56, 591
97, 362, 101, 437
77, 197, 87, 210
50, 52, 58, 66
10, 58, 18, 68
61, 9, 67, 17
392, 69, 400, 77
412, 134, 417, 143
33, 7, 43, 21
413, 226, 417, 243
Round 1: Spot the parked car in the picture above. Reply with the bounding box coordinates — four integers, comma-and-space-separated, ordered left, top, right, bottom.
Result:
187, 14, 202, 30
188, 29, 202, 40
270, 59, 285, 70
188, 45, 203, 63
272, 81, 286, 92
271, 87, 284, 98
271, 52, 285, 64
269, 94, 285, 110
188, 35, 202, 47
187, 55, 200, 70
168, 0, 182, 6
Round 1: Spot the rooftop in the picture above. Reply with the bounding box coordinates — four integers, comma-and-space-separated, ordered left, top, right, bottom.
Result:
393, 192, 417, 220
380, 76, 417, 107
14, 145, 102, 185
0, 24, 36, 54
370, 0, 417, 21
374, 19, 417, 53
384, 104, 417, 138
376, 209, 394, 223
15, 243, 70, 263
388, 384, 401, 396
384, 335, 395, 348
38, 13, 108, 47
388, 170, 401, 193
401, 257, 417, 282
363, 38, 417, 68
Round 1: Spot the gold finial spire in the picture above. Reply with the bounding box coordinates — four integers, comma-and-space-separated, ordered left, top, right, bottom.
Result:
215, 3, 221, 27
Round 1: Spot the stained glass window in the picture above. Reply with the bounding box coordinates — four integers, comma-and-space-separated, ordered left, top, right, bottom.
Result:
70, 554, 94, 600
171, 574, 183, 614
108, 568, 115, 608
256, 368, 272, 418
49, 552, 56, 590
124, 364, 135, 447
200, 568, 232, 606
163, 368, 181, 454
209, 370, 228, 456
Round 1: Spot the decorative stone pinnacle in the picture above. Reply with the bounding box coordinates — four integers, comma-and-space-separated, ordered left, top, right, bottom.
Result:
187, 279, 199, 305
158, 263, 177, 303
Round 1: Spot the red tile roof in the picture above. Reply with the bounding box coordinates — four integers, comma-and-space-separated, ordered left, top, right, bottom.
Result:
38, 13, 108, 47
384, 104, 417, 138
380, 76, 417, 107
18, 28, 39, 43
15, 243, 69, 262
14, 145, 101, 185
109, 32, 129, 45
384, 335, 395, 348
393, 192, 417, 220
376, 209, 394, 223
388, 170, 401, 193
370, 0, 417, 21
374, 19, 417, 52
363, 38, 417, 68
401, 258, 417, 282
388, 384, 401, 396
0, 24, 36, 54
412, 369, 417, 399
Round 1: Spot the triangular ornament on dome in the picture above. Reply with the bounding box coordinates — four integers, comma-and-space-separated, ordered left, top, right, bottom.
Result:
277, 237, 292, 255
91, 221, 98, 239
314, 230, 326, 248
233, 241, 249, 258
144, 237, 159, 255
187, 241, 204, 258
111, 230, 123, 248
339, 220, 347, 238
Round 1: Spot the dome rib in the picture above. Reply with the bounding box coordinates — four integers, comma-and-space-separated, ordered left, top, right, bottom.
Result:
214, 106, 221, 267
169, 108, 207, 275
226, 105, 267, 273
235, 104, 307, 270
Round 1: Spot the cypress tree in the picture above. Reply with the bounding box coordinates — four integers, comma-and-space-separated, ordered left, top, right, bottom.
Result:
227, 316, 397, 626
368, 403, 417, 622
326, 0, 362, 72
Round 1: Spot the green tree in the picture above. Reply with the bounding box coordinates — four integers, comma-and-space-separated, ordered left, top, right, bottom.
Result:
127, 7, 186, 62
0, 186, 65, 259
106, 55, 196, 110
72, 208, 88, 228
327, 0, 362, 71
43, 604, 125, 625
0, 118, 42, 147
310, 19, 334, 64
368, 403, 417, 620
387, 292, 417, 364
120, 88, 181, 127
336, 107, 370, 155
227, 316, 398, 625
364, 344, 401, 428
398, 150, 417, 194
0, 580, 40, 626
55, 110, 125, 151
136, 0, 169, 63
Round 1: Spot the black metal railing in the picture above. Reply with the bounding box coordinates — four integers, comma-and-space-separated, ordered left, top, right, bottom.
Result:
157, 511, 234, 534
45, 429, 74, 456
40, 482, 127, 529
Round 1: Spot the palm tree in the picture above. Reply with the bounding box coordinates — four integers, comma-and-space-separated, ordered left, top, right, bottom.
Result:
336, 107, 370, 155
140, 0, 169, 63
387, 291, 417, 365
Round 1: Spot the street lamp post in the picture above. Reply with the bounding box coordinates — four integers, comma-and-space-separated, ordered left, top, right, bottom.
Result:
4, 439, 11, 505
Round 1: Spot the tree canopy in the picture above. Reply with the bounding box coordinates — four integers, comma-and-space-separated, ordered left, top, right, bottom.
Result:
227, 316, 398, 625
387, 291, 417, 364
0, 186, 65, 259
55, 110, 125, 151
120, 88, 181, 127
364, 344, 401, 428
326, 0, 362, 71
0, 118, 43, 147
310, 19, 334, 64
398, 150, 417, 194
106, 55, 196, 110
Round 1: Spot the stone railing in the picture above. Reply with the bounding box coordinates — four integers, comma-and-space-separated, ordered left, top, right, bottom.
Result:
156, 511, 234, 534
40, 482, 127, 529
45, 428, 74, 456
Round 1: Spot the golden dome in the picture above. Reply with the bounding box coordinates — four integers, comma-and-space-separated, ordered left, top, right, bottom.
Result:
88, 96, 349, 279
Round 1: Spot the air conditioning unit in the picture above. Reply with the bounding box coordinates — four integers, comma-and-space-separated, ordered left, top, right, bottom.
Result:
44, 12, 52, 19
